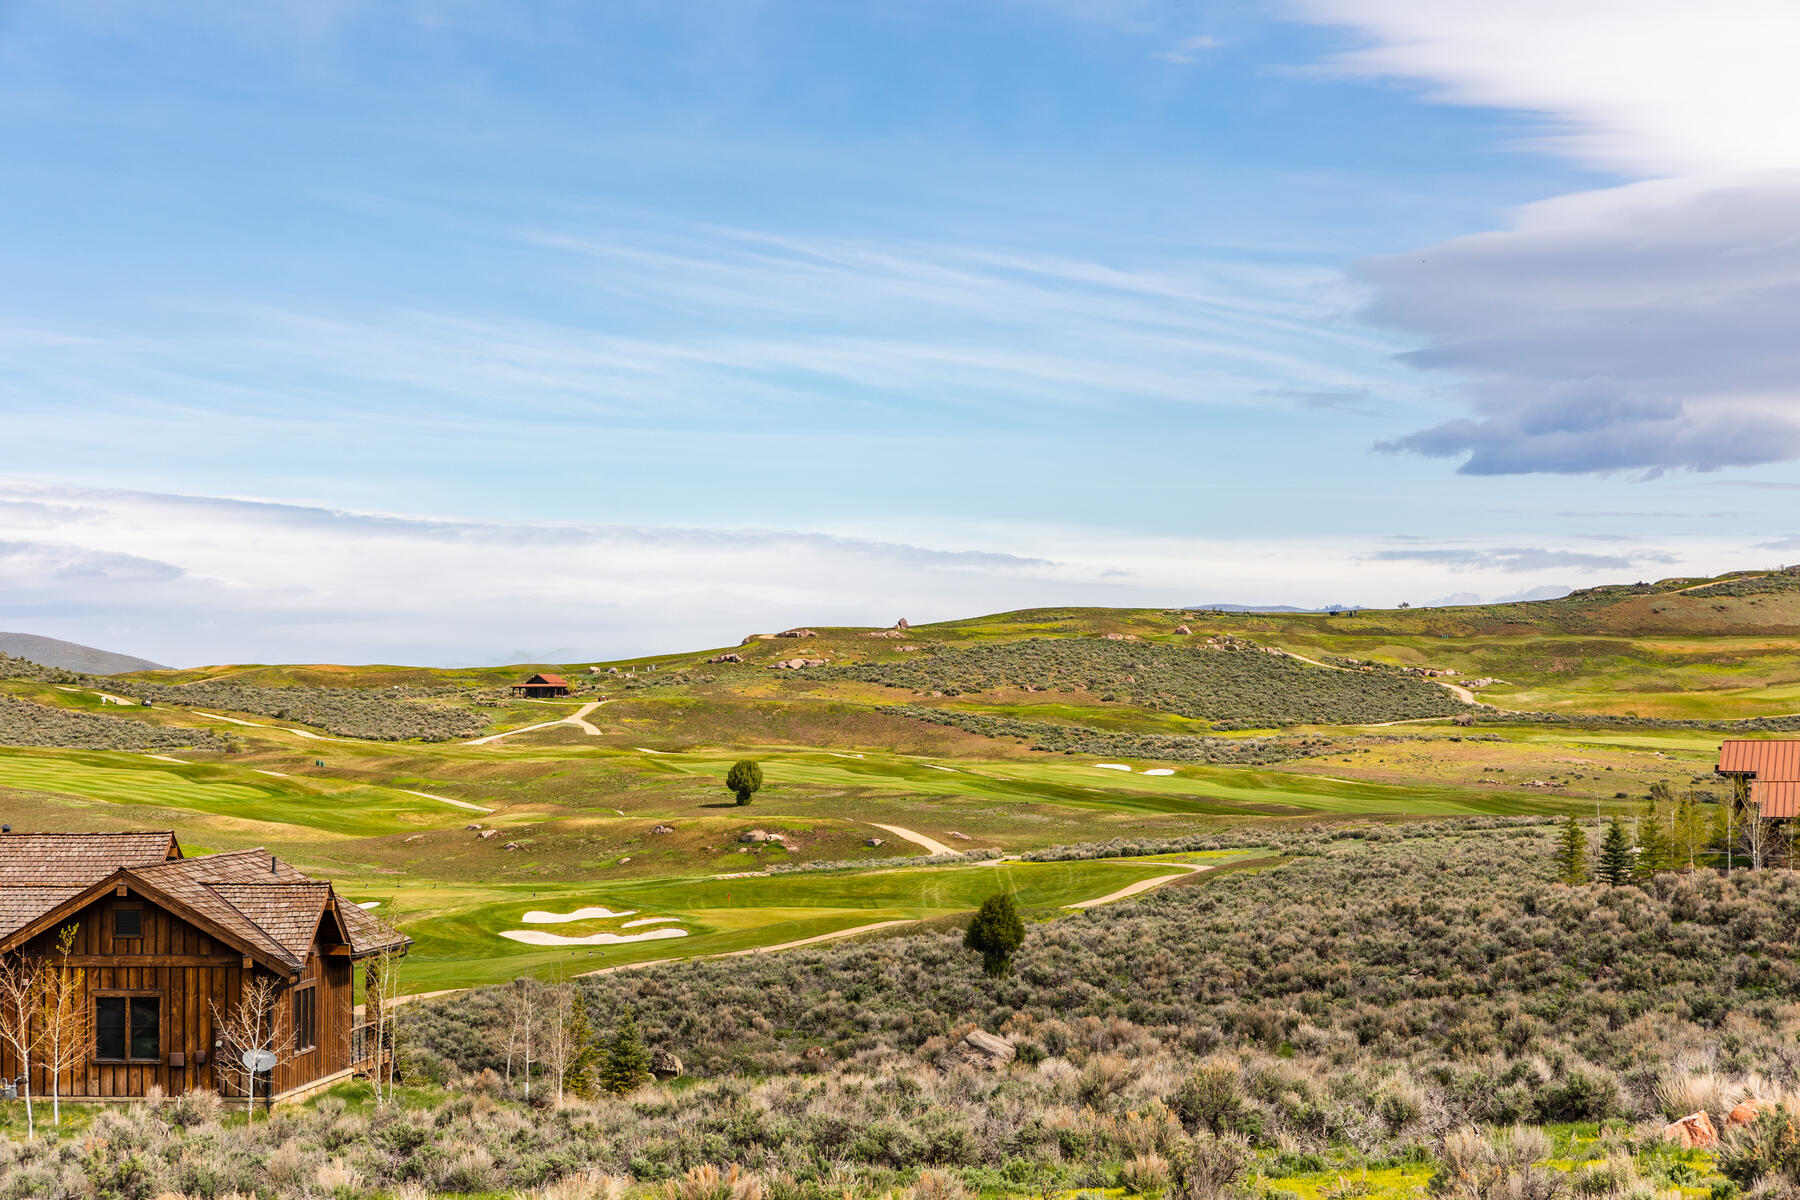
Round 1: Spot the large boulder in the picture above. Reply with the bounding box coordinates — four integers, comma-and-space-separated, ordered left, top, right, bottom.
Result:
1729, 1099, 1779, 1127
650, 1048, 683, 1080
1662, 1112, 1718, 1149
959, 1029, 1015, 1068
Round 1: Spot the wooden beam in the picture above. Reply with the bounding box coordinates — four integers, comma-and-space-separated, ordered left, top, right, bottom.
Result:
242, 956, 253, 969
60, 954, 243, 968
114, 884, 128, 896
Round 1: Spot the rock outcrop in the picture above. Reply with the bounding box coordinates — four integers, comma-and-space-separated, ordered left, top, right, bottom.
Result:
1662, 1112, 1718, 1149
959, 1029, 1015, 1068
650, 1048, 683, 1080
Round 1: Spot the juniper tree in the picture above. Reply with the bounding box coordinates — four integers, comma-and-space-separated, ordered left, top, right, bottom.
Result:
1554, 816, 1589, 884
1598, 817, 1635, 886
965, 891, 1026, 977
726, 760, 763, 807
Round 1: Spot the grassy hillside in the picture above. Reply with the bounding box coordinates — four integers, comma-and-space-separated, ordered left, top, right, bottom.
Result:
0, 566, 1794, 990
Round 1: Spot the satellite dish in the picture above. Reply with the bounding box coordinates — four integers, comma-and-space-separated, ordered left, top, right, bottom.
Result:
241, 1048, 278, 1075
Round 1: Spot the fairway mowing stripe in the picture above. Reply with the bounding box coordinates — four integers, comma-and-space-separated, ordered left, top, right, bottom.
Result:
397, 788, 492, 814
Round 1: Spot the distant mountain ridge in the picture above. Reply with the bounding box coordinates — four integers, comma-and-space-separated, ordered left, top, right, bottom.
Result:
0, 632, 166, 675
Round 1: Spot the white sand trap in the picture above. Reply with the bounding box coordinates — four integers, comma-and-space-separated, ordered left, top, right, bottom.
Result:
357, 901, 381, 909
622, 916, 683, 928
634, 747, 670, 755
143, 753, 186, 763
923, 764, 958, 772
521, 906, 636, 924
501, 927, 689, 947
827, 752, 865, 759
1093, 763, 1132, 772
1142, 768, 1175, 776
54, 685, 81, 692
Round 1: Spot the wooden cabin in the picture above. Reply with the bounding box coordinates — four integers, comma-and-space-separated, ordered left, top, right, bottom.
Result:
511, 672, 570, 698
0, 831, 409, 1106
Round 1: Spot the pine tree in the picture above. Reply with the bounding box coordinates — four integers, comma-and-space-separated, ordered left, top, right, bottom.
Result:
565, 993, 600, 1100
1554, 815, 1589, 884
1598, 816, 1635, 885
599, 1004, 651, 1096
1635, 796, 1671, 879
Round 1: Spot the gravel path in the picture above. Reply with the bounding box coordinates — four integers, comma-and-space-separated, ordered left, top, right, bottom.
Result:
866, 822, 956, 856
464, 700, 609, 745
1063, 861, 1212, 909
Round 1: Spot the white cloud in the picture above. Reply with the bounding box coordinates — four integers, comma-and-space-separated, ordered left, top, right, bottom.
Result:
1287, 1, 1800, 475
0, 480, 1763, 667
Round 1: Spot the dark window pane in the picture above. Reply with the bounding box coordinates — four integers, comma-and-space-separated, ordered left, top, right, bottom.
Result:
114, 908, 141, 938
129, 996, 159, 1061
96, 996, 126, 1060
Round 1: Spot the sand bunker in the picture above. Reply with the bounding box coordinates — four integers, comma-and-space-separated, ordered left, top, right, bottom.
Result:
357, 901, 381, 909
521, 906, 636, 924
621, 916, 683, 928
1093, 763, 1131, 772
1142, 768, 1175, 776
501, 927, 689, 947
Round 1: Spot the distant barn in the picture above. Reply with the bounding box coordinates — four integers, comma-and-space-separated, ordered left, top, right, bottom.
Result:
511, 672, 569, 698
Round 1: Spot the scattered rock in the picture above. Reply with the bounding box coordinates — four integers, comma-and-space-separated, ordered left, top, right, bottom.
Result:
769, 657, 826, 669
651, 824, 676, 835
605, 666, 620, 675
587, 666, 605, 674
776, 628, 819, 639
946, 831, 972, 841
1730, 1099, 1779, 1127
707, 652, 744, 663
739, 829, 789, 844
802, 1046, 827, 1064
503, 841, 522, 851
1663, 1111, 1719, 1148
861, 629, 905, 639
1175, 625, 1192, 635
864, 837, 885, 847
895, 618, 909, 630
403, 834, 425, 843
619, 856, 630, 864
465, 823, 484, 831
478, 829, 498, 840
650, 1048, 683, 1080
959, 1029, 1016, 1067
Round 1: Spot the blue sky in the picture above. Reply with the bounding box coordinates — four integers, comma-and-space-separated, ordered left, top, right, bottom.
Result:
4, 1, 1800, 665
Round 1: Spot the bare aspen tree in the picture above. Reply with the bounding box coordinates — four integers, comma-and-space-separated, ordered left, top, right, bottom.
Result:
368, 948, 403, 1105
35, 926, 89, 1126
0, 954, 46, 1138
540, 980, 578, 1104
211, 974, 296, 1121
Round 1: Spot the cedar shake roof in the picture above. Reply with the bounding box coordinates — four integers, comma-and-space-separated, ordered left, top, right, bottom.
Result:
0, 831, 181, 940
1752, 780, 1800, 819
523, 673, 567, 686
1718, 740, 1800, 779
0, 832, 409, 972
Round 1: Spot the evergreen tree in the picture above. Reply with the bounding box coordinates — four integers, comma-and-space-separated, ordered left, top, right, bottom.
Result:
1598, 816, 1635, 885
599, 1004, 651, 1096
725, 760, 763, 806
964, 891, 1026, 977
1635, 796, 1671, 879
565, 993, 600, 1100
1554, 815, 1589, 884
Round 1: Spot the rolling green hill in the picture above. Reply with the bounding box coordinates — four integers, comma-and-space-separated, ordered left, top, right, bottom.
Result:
1, 565, 1794, 991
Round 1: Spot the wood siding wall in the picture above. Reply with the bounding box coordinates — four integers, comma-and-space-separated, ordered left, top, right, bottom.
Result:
0, 889, 355, 1099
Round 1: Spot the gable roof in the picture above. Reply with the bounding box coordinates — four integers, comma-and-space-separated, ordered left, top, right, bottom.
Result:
1753, 780, 1800, 819
1719, 740, 1800, 779
523, 673, 567, 686
0, 834, 409, 973
0, 832, 180, 940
